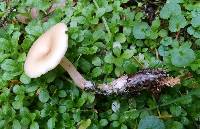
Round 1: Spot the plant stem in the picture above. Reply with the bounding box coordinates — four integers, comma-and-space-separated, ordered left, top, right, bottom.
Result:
93, 0, 111, 35
132, 56, 144, 68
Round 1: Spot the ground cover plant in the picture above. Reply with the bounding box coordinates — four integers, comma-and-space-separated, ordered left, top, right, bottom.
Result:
1, 0, 200, 128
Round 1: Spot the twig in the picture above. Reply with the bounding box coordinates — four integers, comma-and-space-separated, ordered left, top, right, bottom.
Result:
155, 48, 159, 60
132, 56, 144, 68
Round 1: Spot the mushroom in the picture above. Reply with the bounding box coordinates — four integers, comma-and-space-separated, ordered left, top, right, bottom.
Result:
24, 23, 93, 89
24, 23, 180, 95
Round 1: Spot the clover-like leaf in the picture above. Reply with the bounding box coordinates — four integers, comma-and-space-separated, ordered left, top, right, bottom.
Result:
25, 20, 43, 36
91, 67, 102, 77
187, 26, 200, 38
78, 119, 91, 129
166, 121, 183, 129
169, 14, 187, 32
92, 57, 102, 66
133, 22, 150, 39
138, 116, 165, 129
160, 2, 181, 19
47, 117, 56, 129
99, 119, 108, 127
20, 73, 31, 84
30, 122, 39, 129
191, 15, 200, 27
1, 59, 18, 72
39, 89, 50, 103
96, 7, 106, 17
12, 119, 21, 129
170, 105, 182, 116
171, 46, 195, 67
113, 41, 122, 57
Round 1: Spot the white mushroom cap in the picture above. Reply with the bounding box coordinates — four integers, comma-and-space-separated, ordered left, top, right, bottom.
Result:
24, 23, 68, 78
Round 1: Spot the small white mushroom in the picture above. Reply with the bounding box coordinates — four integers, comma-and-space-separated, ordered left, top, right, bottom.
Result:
24, 23, 92, 89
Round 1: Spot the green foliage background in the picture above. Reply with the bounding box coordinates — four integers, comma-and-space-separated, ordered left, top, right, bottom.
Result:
1, 0, 200, 128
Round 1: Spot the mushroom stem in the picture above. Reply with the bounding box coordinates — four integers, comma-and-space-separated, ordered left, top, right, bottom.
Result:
60, 57, 91, 89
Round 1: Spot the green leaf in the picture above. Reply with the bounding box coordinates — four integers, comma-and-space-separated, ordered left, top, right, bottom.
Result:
20, 73, 31, 84
195, 39, 200, 46
91, 67, 102, 77
96, 7, 106, 17
115, 66, 124, 77
171, 46, 195, 67
99, 119, 108, 127
1, 59, 18, 72
0, 120, 5, 128
86, 93, 95, 103
170, 105, 182, 116
151, 18, 161, 30
0, 38, 10, 52
187, 26, 200, 38
58, 90, 67, 98
58, 106, 66, 113
123, 60, 137, 74
169, 14, 187, 32
191, 15, 200, 27
39, 89, 50, 103
167, 0, 182, 3
30, 122, 39, 129
121, 49, 136, 59
25, 0, 50, 11
25, 83, 39, 93
166, 121, 183, 129
6, 24, 15, 35
92, 30, 105, 41
121, 124, 128, 129
160, 37, 173, 46
12, 119, 21, 129
0, 2, 6, 11
138, 116, 165, 129
47, 117, 56, 129
109, 113, 119, 121
122, 109, 140, 120
77, 97, 86, 107
78, 119, 91, 129
25, 20, 43, 36
12, 100, 22, 109
159, 29, 168, 37
111, 121, 120, 128
73, 109, 81, 122
12, 31, 21, 47
104, 53, 115, 64
79, 58, 92, 73
103, 64, 113, 74
45, 71, 57, 83
115, 33, 126, 43
13, 85, 24, 94
133, 22, 150, 39
20, 117, 30, 127
123, 27, 132, 36
160, 2, 181, 19
92, 57, 102, 66
113, 41, 122, 57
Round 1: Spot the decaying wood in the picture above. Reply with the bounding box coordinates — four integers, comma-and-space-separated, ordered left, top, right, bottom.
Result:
84, 69, 180, 95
